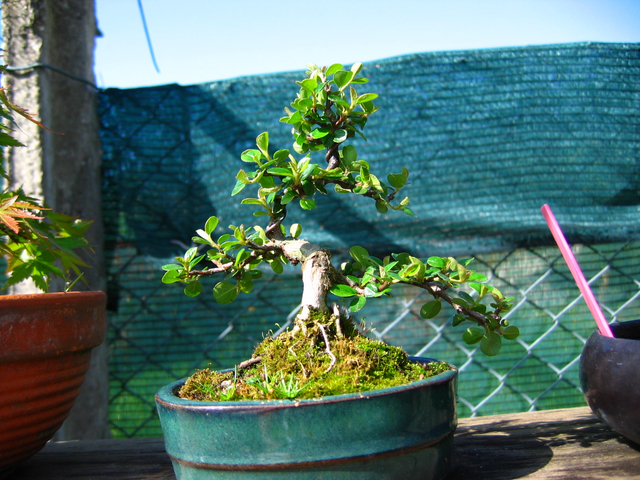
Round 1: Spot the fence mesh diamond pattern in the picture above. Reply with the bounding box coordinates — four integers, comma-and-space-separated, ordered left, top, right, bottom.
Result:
99, 42, 640, 438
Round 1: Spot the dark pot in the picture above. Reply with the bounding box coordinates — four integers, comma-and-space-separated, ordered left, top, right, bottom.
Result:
156, 357, 457, 480
0, 291, 106, 479
579, 319, 640, 445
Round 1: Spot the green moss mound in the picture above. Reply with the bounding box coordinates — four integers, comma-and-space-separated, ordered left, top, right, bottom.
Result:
179, 312, 451, 402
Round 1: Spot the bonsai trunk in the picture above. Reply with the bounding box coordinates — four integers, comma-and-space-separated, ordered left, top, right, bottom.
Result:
276, 238, 341, 322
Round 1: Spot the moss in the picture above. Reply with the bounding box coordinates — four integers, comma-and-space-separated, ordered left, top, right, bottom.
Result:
179, 311, 451, 402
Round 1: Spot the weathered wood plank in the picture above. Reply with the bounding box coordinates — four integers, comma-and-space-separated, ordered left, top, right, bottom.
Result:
449, 407, 640, 479
13, 407, 640, 479
15, 438, 175, 480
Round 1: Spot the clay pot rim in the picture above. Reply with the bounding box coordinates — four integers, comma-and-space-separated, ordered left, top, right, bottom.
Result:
0, 290, 105, 307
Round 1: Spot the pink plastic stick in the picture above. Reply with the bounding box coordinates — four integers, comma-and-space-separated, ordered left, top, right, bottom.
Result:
541, 205, 613, 337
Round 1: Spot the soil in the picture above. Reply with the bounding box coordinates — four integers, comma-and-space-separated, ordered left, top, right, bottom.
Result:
178, 311, 451, 401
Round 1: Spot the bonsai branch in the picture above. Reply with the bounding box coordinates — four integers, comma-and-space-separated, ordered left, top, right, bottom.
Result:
325, 142, 340, 170
420, 280, 493, 328
189, 261, 234, 277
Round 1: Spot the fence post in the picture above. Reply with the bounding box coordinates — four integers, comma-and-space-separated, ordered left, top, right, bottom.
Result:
1, 0, 109, 439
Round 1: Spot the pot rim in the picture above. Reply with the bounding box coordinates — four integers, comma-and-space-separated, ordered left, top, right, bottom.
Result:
0, 290, 105, 306
0, 290, 106, 303
156, 356, 457, 411
589, 319, 640, 343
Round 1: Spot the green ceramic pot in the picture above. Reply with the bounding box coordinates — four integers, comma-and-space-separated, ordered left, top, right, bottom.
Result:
155, 357, 457, 480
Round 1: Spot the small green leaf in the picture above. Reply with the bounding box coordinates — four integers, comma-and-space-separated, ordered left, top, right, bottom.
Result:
468, 272, 488, 282
349, 246, 369, 265
291, 97, 314, 110
387, 173, 406, 189
350, 296, 367, 312
420, 301, 442, 319
256, 132, 269, 157
161, 264, 182, 271
375, 200, 388, 214
333, 70, 354, 90
205, 216, 219, 235
469, 282, 490, 299
231, 179, 246, 196
298, 78, 317, 92
189, 254, 206, 268
290, 223, 302, 238
236, 170, 250, 184
161, 270, 180, 284
502, 325, 520, 340
282, 190, 298, 205
363, 284, 376, 297
427, 256, 446, 269
471, 304, 487, 314
300, 163, 315, 182
330, 284, 358, 297
240, 149, 262, 163
184, 247, 198, 262
267, 167, 292, 176
341, 145, 357, 167
402, 263, 420, 278
213, 281, 238, 304
253, 225, 268, 243
325, 63, 343, 76
299, 198, 316, 210
481, 331, 502, 356
356, 93, 378, 104
310, 128, 331, 139
333, 129, 348, 143
184, 281, 203, 297
241, 198, 263, 206
458, 291, 476, 305
239, 276, 254, 294
270, 260, 284, 274
272, 149, 289, 162
258, 175, 276, 188
463, 327, 485, 345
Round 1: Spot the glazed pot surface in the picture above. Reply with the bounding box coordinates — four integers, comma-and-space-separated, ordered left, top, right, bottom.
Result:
156, 357, 457, 480
579, 319, 640, 445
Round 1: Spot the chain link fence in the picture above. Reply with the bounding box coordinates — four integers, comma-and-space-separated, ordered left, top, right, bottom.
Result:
99, 42, 640, 438
104, 241, 640, 438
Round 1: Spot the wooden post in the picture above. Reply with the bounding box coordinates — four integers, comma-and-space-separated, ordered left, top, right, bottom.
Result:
2, 0, 109, 439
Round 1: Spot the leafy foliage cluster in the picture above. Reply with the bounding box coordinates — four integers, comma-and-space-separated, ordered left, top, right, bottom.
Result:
0, 64, 92, 291
163, 62, 519, 361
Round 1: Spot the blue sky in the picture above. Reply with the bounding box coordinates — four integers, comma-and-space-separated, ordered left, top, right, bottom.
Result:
94, 0, 640, 89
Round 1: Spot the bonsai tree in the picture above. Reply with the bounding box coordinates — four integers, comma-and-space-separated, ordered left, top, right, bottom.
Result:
162, 63, 519, 401
0, 64, 92, 292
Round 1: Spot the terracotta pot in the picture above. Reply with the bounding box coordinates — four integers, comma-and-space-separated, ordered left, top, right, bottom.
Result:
156, 357, 457, 480
0, 291, 106, 479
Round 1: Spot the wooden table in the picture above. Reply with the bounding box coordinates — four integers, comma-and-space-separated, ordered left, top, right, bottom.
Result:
14, 407, 640, 479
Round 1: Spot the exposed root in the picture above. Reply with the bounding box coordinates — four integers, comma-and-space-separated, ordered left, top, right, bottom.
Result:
237, 356, 262, 370
332, 303, 343, 338
317, 322, 337, 374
